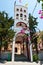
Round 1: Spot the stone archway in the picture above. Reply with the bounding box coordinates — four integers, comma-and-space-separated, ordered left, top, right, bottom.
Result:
15, 36, 23, 55
14, 33, 30, 61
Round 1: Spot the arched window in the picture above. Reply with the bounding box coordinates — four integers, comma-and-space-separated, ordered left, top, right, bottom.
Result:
16, 22, 27, 30
20, 14, 23, 17
16, 14, 19, 16
15, 48, 17, 52
20, 8, 22, 12
24, 15, 26, 18
16, 8, 19, 11
24, 10, 26, 12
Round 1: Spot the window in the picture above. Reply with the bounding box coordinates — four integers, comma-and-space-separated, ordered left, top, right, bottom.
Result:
24, 10, 26, 12
24, 19, 26, 21
20, 8, 22, 12
20, 14, 23, 17
16, 17, 19, 19
16, 14, 19, 16
15, 48, 17, 52
16, 14, 19, 19
19, 23, 21, 26
24, 15, 26, 18
16, 8, 19, 11
16, 22, 22, 26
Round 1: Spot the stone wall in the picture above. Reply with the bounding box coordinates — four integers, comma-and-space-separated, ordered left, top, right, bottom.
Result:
38, 50, 43, 60
1, 52, 11, 60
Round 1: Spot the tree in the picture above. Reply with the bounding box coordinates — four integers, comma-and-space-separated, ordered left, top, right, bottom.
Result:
29, 13, 38, 43
26, 34, 30, 60
0, 11, 15, 55
40, 31, 43, 46
37, 0, 43, 10
37, 0, 40, 3
37, 31, 43, 50
28, 13, 38, 54
33, 36, 38, 54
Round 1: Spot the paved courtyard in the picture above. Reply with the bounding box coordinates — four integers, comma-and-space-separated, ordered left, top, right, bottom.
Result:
15, 54, 30, 61
0, 54, 43, 65
0, 61, 43, 65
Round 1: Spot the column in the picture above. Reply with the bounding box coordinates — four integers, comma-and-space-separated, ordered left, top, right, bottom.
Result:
12, 37, 15, 61
30, 44, 33, 62
29, 35, 33, 62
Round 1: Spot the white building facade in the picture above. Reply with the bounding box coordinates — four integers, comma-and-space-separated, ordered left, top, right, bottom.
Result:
14, 5, 29, 33
12, 4, 33, 62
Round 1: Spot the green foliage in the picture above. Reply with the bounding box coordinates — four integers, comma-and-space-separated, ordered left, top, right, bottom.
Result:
42, 0, 43, 2
0, 11, 15, 50
28, 14, 38, 55
33, 54, 38, 61
38, 31, 43, 41
42, 3, 43, 10
29, 13, 38, 43
37, 0, 43, 10
37, 0, 40, 3
40, 31, 43, 43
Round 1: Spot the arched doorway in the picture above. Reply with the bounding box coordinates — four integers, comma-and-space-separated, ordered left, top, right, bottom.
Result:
15, 33, 30, 61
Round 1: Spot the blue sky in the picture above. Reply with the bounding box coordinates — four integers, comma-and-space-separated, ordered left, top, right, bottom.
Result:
0, 0, 43, 31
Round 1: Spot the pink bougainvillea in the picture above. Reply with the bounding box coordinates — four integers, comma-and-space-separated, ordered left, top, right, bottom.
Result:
40, 15, 43, 18
38, 10, 43, 19
38, 10, 42, 14
21, 29, 25, 33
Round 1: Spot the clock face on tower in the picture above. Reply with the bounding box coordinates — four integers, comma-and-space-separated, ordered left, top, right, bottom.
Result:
16, 22, 27, 30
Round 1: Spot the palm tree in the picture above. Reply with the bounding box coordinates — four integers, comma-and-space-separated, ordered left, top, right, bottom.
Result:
0, 11, 15, 58
28, 13, 38, 54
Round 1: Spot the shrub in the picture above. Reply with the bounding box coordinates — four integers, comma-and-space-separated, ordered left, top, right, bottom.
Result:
33, 54, 38, 61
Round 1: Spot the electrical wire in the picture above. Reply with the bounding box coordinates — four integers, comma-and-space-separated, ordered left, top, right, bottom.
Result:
32, 2, 38, 15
